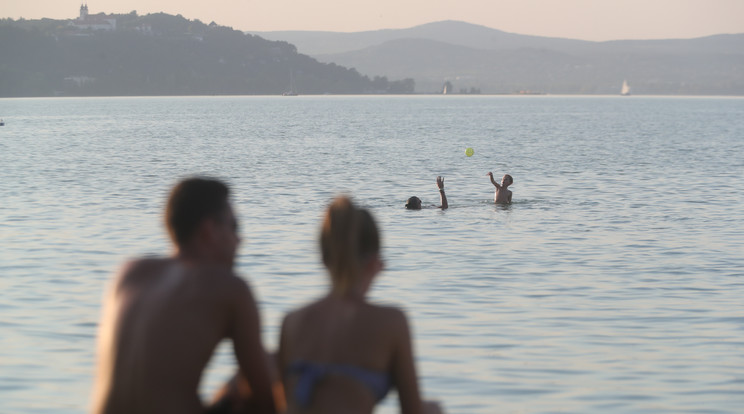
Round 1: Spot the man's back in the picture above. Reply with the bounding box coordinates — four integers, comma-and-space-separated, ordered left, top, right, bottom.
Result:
93, 258, 256, 414
93, 177, 276, 414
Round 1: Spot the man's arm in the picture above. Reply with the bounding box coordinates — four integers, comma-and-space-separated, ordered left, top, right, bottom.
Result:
436, 176, 448, 209
229, 280, 277, 414
487, 172, 501, 189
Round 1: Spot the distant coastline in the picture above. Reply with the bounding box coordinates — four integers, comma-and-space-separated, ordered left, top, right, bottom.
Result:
1, 13, 742, 96
253, 20, 744, 95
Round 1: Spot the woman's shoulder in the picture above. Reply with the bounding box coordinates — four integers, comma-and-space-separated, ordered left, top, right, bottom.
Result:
282, 300, 409, 330
365, 302, 406, 317
281, 300, 321, 331
362, 303, 411, 334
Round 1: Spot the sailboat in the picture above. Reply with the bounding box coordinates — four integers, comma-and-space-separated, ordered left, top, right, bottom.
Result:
442, 81, 451, 95
621, 80, 631, 96
283, 70, 298, 96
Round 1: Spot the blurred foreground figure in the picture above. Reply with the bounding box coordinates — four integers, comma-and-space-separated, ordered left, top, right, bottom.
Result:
278, 196, 444, 414
92, 177, 277, 414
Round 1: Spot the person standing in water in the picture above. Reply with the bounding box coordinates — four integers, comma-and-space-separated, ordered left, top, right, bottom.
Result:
92, 177, 277, 414
278, 196, 443, 414
487, 172, 513, 204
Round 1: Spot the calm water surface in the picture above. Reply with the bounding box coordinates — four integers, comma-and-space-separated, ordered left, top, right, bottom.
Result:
0, 95, 743, 413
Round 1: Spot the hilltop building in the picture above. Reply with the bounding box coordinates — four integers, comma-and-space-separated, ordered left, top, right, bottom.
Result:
70, 3, 116, 31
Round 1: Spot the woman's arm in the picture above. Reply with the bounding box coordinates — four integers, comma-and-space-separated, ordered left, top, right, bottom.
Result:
277, 314, 292, 388
391, 310, 424, 414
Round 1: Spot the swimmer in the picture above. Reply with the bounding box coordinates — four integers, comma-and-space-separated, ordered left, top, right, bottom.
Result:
405, 176, 448, 210
487, 172, 513, 204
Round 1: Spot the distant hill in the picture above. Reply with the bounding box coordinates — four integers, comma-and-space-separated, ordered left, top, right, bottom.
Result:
0, 14, 414, 97
251, 20, 594, 55
252, 20, 744, 95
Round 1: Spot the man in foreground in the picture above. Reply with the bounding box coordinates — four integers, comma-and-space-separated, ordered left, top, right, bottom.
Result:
92, 177, 277, 414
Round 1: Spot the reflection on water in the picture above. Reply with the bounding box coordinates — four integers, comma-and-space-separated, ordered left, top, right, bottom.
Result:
1, 96, 743, 413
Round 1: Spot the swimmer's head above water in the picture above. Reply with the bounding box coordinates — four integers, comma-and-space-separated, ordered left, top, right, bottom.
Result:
405, 196, 422, 210
502, 174, 513, 187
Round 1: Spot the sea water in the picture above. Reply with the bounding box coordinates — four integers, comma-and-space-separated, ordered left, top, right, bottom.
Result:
0, 95, 742, 413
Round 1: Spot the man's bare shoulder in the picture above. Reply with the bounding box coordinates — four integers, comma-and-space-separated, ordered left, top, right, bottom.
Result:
175, 262, 254, 306
119, 256, 166, 272
200, 263, 252, 296
114, 257, 249, 296
113, 257, 169, 287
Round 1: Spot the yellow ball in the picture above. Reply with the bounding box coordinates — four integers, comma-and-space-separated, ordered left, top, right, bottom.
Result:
465, 147, 474, 157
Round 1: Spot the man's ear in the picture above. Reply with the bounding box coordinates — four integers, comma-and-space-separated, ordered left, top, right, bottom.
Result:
195, 217, 218, 243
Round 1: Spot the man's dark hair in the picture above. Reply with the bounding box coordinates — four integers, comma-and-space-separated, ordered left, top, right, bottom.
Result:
405, 196, 422, 210
165, 177, 230, 247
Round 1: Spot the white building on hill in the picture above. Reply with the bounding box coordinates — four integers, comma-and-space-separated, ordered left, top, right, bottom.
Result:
70, 3, 116, 31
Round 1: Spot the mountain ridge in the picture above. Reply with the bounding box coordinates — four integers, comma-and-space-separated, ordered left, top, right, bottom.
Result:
252, 20, 744, 95
250, 20, 744, 55
250, 20, 595, 55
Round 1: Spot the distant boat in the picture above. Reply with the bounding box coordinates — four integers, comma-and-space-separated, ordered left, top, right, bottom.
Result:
283, 70, 298, 96
517, 90, 546, 95
0, 119, 4, 126
621, 80, 631, 96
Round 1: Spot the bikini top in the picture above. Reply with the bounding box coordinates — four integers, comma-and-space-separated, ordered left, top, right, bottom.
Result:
288, 360, 391, 407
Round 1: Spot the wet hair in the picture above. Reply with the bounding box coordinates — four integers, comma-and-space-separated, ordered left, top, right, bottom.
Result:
320, 196, 380, 294
165, 177, 230, 247
405, 196, 422, 210
503, 174, 514, 186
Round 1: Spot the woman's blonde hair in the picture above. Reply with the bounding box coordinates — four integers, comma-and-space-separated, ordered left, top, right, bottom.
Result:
320, 196, 380, 294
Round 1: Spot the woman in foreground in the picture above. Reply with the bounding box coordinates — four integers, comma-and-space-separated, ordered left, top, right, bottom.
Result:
277, 196, 443, 414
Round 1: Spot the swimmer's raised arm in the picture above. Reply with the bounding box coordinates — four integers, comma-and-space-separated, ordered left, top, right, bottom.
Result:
487, 172, 501, 189
437, 176, 448, 209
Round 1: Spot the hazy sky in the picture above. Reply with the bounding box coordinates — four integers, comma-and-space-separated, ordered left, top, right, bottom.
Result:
5, 0, 744, 41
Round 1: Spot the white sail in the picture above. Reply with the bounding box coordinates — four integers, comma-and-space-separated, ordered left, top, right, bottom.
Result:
621, 80, 631, 96
283, 70, 298, 96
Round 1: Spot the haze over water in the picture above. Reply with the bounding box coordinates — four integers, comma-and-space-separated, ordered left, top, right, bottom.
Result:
0, 95, 742, 413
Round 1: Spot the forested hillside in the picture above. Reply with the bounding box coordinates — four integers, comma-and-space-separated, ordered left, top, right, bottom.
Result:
0, 13, 414, 96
